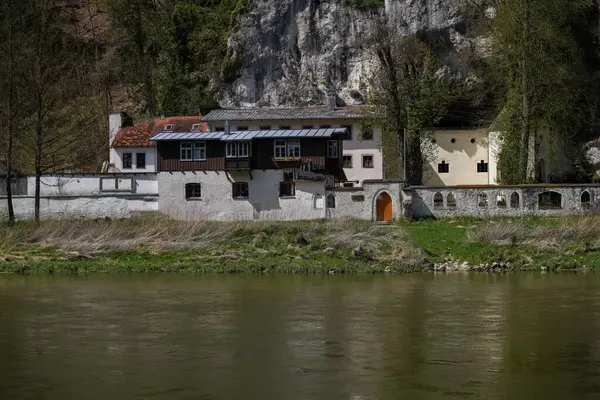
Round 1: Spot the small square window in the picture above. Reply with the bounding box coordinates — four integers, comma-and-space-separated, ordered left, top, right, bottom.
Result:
438, 161, 449, 173
343, 155, 353, 168
302, 125, 313, 129
164, 124, 174, 132
215, 127, 225, 132
136, 153, 146, 169
232, 182, 249, 199
279, 126, 291, 130
344, 182, 354, 188
122, 153, 132, 169
320, 125, 331, 129
185, 183, 201, 199
362, 155, 374, 168
477, 160, 489, 173
260, 125, 271, 130
237, 126, 248, 131
191, 124, 200, 132
279, 182, 295, 197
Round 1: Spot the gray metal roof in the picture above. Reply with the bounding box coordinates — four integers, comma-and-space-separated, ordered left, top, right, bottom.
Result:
202, 106, 367, 122
151, 128, 347, 142
151, 131, 225, 141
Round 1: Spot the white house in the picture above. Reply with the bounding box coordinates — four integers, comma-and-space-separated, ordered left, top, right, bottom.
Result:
201, 105, 383, 187
108, 113, 207, 173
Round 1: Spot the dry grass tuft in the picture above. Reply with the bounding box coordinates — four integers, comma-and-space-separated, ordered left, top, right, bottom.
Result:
467, 222, 523, 245
0, 215, 424, 265
467, 216, 600, 251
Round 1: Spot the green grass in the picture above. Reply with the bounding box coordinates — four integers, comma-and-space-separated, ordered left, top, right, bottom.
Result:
402, 216, 600, 270
3, 215, 600, 275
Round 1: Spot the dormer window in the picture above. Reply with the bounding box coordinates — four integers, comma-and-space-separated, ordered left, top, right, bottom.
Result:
191, 124, 200, 132
164, 124, 174, 132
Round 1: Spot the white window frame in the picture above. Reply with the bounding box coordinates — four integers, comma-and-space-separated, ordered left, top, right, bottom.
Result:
191, 124, 200, 132
226, 142, 237, 158
193, 142, 206, 161
287, 140, 301, 158
181, 142, 206, 161
238, 141, 249, 158
165, 124, 174, 132
327, 140, 338, 158
274, 140, 287, 159
181, 143, 193, 161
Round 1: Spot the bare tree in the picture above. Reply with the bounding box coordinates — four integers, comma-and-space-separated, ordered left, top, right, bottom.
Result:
0, 0, 27, 225
367, 21, 451, 184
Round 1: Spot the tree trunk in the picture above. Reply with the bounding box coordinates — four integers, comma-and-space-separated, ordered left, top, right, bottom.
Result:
34, 123, 42, 222
5, 0, 15, 225
520, 0, 531, 183
406, 133, 423, 186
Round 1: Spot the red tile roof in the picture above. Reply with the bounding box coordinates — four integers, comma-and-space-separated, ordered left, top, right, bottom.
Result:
111, 116, 208, 148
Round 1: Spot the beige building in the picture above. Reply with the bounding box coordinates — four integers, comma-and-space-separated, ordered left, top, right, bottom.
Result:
423, 129, 499, 186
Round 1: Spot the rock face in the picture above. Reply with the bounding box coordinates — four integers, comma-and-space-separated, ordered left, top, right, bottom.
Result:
220, 0, 485, 108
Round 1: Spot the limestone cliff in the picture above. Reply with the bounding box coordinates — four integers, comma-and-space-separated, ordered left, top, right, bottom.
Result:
220, 0, 489, 109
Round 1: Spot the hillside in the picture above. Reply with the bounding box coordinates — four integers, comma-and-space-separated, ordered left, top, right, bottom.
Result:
2, 0, 600, 176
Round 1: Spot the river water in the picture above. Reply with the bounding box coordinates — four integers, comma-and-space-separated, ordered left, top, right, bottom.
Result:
1, 274, 600, 399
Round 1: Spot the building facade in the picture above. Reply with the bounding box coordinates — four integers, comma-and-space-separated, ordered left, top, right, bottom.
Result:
152, 127, 348, 221
108, 113, 207, 173
423, 129, 499, 186
201, 106, 383, 186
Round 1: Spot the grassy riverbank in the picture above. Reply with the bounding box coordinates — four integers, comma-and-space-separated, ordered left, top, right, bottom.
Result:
1, 215, 600, 274
403, 216, 600, 270
0, 217, 425, 275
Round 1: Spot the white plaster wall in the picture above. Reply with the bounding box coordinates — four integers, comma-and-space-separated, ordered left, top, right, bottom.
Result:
327, 181, 402, 221
24, 174, 157, 196
210, 118, 384, 185
0, 195, 158, 221
341, 125, 383, 185
110, 148, 156, 173
423, 129, 491, 186
158, 170, 327, 221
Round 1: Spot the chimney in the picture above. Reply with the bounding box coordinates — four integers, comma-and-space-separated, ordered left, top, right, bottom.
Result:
327, 90, 337, 111
225, 121, 231, 135
108, 112, 129, 145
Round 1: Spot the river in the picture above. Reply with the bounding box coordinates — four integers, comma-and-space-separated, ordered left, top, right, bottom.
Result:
1, 274, 600, 399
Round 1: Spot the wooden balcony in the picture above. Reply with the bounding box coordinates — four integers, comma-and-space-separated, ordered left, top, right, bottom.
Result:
225, 158, 251, 170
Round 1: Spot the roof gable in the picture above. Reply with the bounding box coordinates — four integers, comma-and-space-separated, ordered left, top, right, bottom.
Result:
111, 116, 208, 148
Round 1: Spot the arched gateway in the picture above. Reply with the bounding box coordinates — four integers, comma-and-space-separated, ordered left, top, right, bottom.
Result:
376, 192, 393, 222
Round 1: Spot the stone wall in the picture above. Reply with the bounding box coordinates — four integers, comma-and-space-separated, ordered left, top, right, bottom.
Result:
408, 185, 600, 219
327, 180, 402, 220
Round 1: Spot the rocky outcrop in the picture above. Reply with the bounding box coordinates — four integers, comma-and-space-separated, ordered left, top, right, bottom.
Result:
220, 0, 489, 108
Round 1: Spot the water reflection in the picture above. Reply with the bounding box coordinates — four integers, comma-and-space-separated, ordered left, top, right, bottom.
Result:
2, 274, 600, 399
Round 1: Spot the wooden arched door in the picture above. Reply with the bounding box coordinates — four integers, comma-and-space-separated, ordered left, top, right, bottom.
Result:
376, 192, 393, 222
